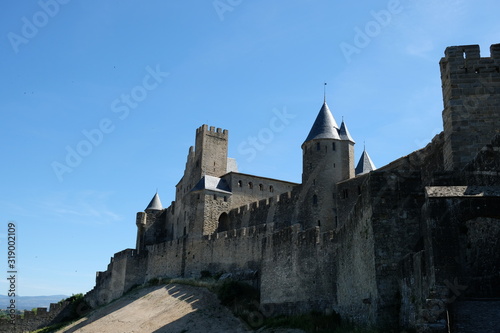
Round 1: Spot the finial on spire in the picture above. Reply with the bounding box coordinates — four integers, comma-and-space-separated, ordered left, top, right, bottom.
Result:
324, 82, 327, 103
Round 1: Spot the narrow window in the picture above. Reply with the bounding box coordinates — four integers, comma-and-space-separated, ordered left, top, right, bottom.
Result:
224, 196, 227, 202
313, 194, 318, 205
317, 220, 321, 227
316, 142, 321, 151
269, 185, 274, 192
238, 180, 242, 187
248, 182, 253, 189
213, 194, 217, 200
332, 142, 336, 151
259, 184, 263, 191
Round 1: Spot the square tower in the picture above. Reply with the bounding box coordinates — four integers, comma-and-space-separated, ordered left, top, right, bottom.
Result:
440, 44, 500, 170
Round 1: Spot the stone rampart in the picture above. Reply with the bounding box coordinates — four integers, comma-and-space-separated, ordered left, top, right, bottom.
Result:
0, 301, 71, 333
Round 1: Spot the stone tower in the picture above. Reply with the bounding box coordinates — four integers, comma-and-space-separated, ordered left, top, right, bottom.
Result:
175, 125, 229, 202
136, 192, 164, 253
440, 44, 500, 170
301, 101, 355, 229
173, 125, 232, 239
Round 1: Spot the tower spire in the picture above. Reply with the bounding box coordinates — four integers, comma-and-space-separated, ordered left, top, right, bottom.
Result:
324, 82, 327, 103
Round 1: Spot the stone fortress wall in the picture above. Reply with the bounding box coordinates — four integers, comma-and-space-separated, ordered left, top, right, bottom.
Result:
0, 301, 72, 333
83, 44, 500, 332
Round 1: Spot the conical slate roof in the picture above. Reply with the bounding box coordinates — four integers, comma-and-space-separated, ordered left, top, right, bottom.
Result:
355, 150, 376, 175
304, 101, 340, 143
339, 120, 355, 143
145, 192, 163, 212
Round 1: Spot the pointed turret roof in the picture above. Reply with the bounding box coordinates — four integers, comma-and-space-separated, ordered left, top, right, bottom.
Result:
339, 120, 355, 143
355, 149, 376, 175
145, 192, 163, 212
304, 101, 340, 143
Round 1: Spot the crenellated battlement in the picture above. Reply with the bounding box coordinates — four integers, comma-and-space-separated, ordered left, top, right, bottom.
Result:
0, 301, 72, 333
196, 124, 228, 137
441, 44, 500, 82
442, 44, 500, 61
111, 248, 137, 261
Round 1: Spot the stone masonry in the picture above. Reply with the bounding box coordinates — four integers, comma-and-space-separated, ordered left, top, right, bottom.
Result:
83, 44, 500, 332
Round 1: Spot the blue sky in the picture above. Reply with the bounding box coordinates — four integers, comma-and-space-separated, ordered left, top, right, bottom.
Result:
0, 0, 499, 297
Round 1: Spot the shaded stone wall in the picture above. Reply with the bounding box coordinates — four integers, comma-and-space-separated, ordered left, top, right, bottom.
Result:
85, 249, 146, 308
334, 175, 378, 325
260, 225, 337, 315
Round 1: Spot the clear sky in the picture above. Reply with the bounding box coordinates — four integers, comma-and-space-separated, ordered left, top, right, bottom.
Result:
0, 0, 499, 297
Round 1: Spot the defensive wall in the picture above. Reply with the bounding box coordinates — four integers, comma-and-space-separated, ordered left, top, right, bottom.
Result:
0, 301, 71, 333
81, 44, 500, 331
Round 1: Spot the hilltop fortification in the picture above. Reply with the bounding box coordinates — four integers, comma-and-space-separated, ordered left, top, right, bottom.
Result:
72, 44, 500, 332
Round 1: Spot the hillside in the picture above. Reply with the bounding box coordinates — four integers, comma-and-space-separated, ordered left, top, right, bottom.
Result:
55, 283, 304, 333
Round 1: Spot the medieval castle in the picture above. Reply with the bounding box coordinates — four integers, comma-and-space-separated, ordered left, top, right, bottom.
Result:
80, 44, 500, 331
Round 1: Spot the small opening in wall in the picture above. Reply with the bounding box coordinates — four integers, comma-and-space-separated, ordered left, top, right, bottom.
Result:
313, 194, 318, 205
316, 142, 321, 151
332, 142, 336, 151
269, 185, 274, 192
317, 220, 321, 227
213, 194, 217, 200
224, 196, 227, 202
248, 182, 253, 189
238, 180, 242, 187
259, 184, 263, 191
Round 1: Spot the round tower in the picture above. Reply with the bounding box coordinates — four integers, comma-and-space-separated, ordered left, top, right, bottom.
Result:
301, 100, 355, 229
302, 101, 352, 185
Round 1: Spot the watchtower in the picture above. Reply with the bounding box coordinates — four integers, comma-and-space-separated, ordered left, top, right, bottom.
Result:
440, 44, 500, 170
301, 101, 355, 228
